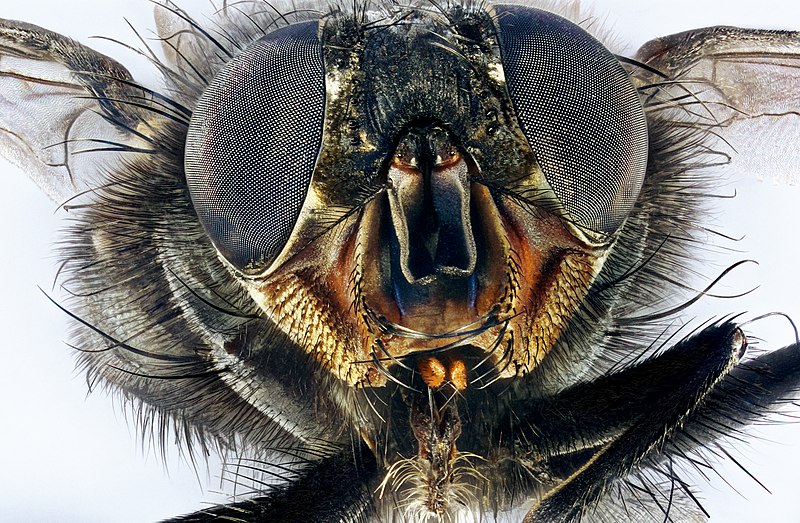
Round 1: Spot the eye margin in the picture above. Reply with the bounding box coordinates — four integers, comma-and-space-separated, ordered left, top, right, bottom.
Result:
184, 19, 327, 275
493, 4, 649, 241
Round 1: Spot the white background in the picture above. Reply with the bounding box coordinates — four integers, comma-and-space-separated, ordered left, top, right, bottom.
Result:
0, 0, 799, 521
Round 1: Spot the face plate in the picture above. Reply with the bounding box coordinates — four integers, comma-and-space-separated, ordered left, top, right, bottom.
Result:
230, 5, 626, 387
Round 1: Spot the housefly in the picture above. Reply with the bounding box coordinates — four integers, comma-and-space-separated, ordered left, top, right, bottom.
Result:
2, 1, 793, 520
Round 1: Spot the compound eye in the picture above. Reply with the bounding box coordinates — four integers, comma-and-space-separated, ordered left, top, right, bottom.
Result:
496, 6, 648, 237
185, 21, 325, 273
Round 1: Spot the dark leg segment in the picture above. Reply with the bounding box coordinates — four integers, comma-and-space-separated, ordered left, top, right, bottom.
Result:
163, 443, 378, 523
504, 322, 800, 522
671, 337, 800, 459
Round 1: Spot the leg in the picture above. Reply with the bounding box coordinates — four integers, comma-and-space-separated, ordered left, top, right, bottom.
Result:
164, 444, 378, 523
506, 321, 800, 522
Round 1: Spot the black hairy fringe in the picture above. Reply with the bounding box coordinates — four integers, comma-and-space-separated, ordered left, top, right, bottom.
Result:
57, 0, 353, 485
489, 39, 797, 523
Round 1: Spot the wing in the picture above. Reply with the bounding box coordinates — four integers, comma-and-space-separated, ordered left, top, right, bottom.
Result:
635, 26, 800, 186
0, 18, 152, 202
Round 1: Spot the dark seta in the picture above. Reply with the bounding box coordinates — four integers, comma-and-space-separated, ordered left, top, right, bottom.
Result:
1, 1, 799, 521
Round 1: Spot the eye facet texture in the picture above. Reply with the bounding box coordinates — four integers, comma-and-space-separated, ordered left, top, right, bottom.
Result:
185, 21, 325, 272
496, 5, 649, 235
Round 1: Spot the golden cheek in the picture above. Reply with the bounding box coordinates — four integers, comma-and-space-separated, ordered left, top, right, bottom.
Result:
244, 187, 605, 387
